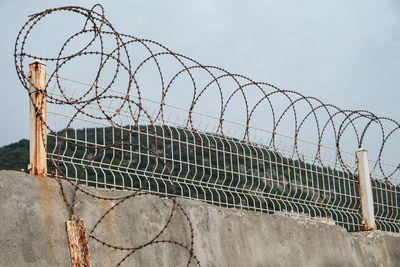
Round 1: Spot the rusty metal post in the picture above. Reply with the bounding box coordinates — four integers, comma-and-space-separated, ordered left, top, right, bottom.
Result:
28, 61, 47, 176
66, 216, 91, 266
356, 148, 376, 230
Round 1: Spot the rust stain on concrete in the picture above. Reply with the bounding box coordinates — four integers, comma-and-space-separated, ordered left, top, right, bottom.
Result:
36, 175, 58, 264
375, 240, 389, 267
98, 191, 121, 241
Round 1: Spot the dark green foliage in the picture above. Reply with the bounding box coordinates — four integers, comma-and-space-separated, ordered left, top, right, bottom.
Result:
0, 139, 29, 171
1, 125, 399, 232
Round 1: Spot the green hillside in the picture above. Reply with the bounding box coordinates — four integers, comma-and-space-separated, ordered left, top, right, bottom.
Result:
0, 125, 398, 232
0, 139, 29, 171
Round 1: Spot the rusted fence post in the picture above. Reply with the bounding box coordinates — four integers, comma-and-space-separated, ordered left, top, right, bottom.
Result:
28, 61, 47, 176
356, 148, 376, 230
66, 216, 91, 266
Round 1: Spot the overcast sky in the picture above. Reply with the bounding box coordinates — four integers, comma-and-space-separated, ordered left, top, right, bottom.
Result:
1, 0, 399, 164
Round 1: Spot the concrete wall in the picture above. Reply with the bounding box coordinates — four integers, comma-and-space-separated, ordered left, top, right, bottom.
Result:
1, 170, 400, 266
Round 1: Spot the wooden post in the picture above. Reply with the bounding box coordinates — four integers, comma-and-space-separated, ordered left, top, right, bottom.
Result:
28, 61, 47, 176
66, 216, 91, 267
356, 148, 376, 230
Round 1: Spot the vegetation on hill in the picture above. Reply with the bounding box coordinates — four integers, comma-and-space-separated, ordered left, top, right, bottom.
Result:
0, 139, 29, 171
0, 125, 397, 232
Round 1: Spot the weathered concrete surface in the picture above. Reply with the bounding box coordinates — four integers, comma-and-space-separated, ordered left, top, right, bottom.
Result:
1, 170, 400, 267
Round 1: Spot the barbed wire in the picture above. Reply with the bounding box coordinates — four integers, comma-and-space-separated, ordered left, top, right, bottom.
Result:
15, 5, 400, 181
14, 4, 201, 266
13, 3, 400, 264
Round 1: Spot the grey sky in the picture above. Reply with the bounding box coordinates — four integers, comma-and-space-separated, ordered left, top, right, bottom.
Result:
1, 0, 399, 164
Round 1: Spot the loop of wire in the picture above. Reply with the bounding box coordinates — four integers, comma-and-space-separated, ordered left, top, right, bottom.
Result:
14, 4, 400, 265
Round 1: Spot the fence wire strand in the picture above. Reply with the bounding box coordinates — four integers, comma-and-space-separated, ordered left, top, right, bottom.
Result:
13, 4, 400, 265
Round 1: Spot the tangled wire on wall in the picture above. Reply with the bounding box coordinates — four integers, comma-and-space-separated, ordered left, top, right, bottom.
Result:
15, 4, 204, 266
15, 5, 400, 183
13, 3, 400, 264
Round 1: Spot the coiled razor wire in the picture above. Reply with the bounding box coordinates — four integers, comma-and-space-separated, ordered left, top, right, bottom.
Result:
13, 4, 400, 265
14, 4, 201, 266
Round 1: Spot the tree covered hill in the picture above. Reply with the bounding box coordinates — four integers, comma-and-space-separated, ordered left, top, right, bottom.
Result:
0, 126, 397, 232
0, 125, 359, 213
0, 139, 29, 171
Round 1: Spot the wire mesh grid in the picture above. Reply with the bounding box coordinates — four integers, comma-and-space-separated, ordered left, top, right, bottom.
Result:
14, 5, 400, 265
44, 76, 369, 232
368, 160, 400, 232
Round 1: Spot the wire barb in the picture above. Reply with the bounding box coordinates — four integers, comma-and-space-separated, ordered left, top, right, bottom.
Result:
14, 4, 400, 264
